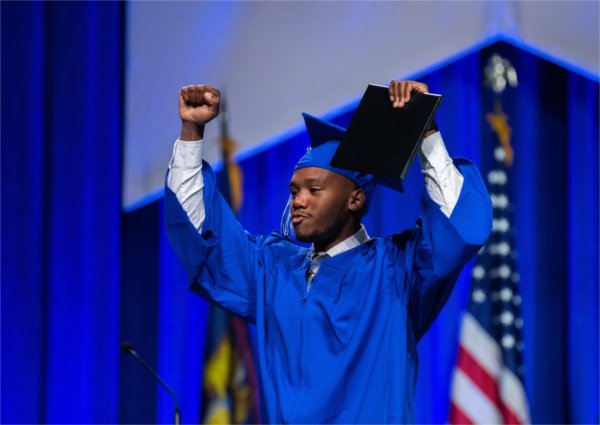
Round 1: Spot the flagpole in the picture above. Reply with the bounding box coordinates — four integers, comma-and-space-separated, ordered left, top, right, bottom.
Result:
449, 53, 530, 424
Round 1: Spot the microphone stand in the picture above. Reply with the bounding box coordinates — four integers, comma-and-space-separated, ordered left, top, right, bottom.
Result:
122, 342, 181, 425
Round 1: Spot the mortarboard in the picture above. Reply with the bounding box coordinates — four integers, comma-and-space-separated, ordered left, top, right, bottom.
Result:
295, 113, 376, 199
283, 116, 374, 237
284, 84, 442, 236
295, 84, 442, 194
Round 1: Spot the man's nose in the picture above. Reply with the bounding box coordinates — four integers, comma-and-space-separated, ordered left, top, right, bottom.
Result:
292, 192, 306, 209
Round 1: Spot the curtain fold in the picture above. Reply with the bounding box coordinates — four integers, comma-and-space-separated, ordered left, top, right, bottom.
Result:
1, 2, 124, 423
566, 73, 599, 424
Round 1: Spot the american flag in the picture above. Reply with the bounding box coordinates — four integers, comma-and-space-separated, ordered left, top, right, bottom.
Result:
449, 115, 530, 424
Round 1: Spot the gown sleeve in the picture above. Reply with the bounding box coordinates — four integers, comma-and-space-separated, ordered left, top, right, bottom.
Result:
164, 160, 263, 322
403, 158, 493, 341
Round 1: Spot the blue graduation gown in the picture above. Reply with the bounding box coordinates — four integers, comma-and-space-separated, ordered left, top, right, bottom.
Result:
164, 159, 492, 424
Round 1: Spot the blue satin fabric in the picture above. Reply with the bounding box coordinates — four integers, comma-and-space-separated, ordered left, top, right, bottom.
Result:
164, 159, 491, 423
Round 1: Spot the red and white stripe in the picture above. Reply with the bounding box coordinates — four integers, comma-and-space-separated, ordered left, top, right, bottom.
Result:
450, 313, 530, 424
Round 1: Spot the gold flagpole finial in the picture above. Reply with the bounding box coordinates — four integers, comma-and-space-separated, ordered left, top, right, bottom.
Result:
484, 54, 518, 167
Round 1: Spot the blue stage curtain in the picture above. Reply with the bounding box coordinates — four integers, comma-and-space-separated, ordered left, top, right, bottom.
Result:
233, 42, 598, 424
1, 2, 123, 423
496, 46, 599, 424
566, 73, 598, 424
119, 199, 210, 424
123, 42, 597, 423
4, 6, 597, 421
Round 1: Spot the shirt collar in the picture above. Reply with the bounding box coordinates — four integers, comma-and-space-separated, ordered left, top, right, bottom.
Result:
311, 225, 371, 259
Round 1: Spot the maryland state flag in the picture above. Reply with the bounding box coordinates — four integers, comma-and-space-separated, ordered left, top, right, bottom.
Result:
201, 98, 261, 424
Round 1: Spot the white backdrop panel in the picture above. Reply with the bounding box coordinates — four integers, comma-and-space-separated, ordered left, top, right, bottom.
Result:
124, 1, 598, 207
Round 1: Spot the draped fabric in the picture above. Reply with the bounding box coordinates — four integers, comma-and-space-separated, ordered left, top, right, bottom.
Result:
234, 42, 599, 424
1, 3, 597, 422
1, 2, 123, 423
566, 72, 599, 424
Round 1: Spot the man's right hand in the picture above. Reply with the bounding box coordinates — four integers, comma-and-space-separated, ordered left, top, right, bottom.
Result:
179, 85, 220, 141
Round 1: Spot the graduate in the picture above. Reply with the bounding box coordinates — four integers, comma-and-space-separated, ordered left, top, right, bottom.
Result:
165, 81, 492, 423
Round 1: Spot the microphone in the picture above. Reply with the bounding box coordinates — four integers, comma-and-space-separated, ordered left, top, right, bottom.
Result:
121, 341, 181, 425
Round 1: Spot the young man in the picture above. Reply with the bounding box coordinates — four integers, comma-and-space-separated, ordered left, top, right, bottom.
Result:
165, 81, 492, 423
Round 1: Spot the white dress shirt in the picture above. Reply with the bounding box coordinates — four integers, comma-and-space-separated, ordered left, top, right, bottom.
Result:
167, 131, 464, 241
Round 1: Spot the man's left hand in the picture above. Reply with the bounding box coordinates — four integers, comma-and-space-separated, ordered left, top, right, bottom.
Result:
388, 80, 429, 108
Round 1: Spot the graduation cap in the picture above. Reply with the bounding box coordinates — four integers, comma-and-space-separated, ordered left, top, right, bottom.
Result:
295, 113, 376, 195
295, 84, 442, 195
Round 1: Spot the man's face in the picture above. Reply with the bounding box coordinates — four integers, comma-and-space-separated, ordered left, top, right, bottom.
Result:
289, 167, 359, 250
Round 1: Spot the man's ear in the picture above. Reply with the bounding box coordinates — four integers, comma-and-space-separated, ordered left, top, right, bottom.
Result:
349, 188, 365, 212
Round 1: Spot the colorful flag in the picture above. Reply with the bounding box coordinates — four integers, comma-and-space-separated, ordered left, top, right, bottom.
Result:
200, 97, 260, 424
449, 107, 530, 424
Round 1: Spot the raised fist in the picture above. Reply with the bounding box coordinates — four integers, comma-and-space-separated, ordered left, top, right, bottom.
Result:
178, 85, 220, 140
179, 85, 220, 124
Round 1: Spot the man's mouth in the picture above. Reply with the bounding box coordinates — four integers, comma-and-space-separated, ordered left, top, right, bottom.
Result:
291, 213, 309, 225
